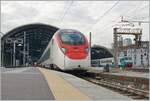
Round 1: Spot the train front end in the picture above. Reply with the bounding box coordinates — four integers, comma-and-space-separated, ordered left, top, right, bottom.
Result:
57, 29, 90, 70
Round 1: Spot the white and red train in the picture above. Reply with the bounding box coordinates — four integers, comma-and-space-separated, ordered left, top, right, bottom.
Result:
38, 29, 90, 70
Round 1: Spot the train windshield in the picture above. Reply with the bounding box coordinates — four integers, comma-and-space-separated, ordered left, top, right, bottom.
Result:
60, 32, 85, 45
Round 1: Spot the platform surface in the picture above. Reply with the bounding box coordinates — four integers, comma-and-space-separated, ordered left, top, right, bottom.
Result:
1, 67, 133, 100
38, 67, 89, 100
1, 67, 54, 100
41, 68, 132, 100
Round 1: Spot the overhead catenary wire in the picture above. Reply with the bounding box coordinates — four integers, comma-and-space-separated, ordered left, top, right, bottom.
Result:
84, 0, 120, 32
83, 1, 148, 48
60, 1, 73, 24
84, 1, 148, 34
91, 2, 148, 34
124, 1, 147, 16
122, 2, 149, 21
85, 2, 146, 47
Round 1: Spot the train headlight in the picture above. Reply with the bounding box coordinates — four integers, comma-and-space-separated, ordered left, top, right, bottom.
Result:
61, 48, 67, 53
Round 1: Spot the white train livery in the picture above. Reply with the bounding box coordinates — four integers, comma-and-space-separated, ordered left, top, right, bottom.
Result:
38, 29, 90, 70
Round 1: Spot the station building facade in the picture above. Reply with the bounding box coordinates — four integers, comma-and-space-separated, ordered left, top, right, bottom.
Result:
119, 41, 149, 68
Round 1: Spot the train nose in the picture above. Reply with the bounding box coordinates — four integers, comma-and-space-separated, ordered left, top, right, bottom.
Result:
64, 46, 88, 59
73, 47, 79, 52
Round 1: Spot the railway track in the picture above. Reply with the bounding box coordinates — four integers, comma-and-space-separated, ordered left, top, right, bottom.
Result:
70, 72, 149, 100
130, 68, 149, 73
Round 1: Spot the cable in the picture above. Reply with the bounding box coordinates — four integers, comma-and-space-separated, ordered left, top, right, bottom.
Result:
87, 1, 148, 47
60, 1, 73, 23
124, 2, 145, 16
123, 3, 149, 20
84, 0, 120, 32
90, 2, 148, 34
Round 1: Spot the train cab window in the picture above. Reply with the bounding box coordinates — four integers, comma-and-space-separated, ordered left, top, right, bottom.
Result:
59, 32, 85, 45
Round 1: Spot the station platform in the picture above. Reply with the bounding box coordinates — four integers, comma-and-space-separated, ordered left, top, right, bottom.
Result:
38, 67, 132, 100
1, 67, 54, 100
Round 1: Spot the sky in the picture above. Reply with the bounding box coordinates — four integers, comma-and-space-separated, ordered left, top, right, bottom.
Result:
1, 1, 149, 48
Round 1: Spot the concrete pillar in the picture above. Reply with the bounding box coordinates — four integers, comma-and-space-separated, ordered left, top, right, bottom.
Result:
113, 28, 118, 68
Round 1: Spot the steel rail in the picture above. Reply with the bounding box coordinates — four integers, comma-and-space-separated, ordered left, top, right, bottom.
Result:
83, 76, 149, 99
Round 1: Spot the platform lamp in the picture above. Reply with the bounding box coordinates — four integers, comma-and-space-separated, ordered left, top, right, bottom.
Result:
5, 38, 23, 67
17, 43, 23, 66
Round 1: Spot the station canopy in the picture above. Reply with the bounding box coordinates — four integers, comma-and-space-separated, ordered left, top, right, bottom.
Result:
91, 45, 113, 60
1, 23, 59, 67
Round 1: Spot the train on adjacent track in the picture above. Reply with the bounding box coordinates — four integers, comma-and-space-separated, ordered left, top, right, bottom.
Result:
38, 29, 90, 70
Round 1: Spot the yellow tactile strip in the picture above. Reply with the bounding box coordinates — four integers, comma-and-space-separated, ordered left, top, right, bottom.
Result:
38, 67, 90, 100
